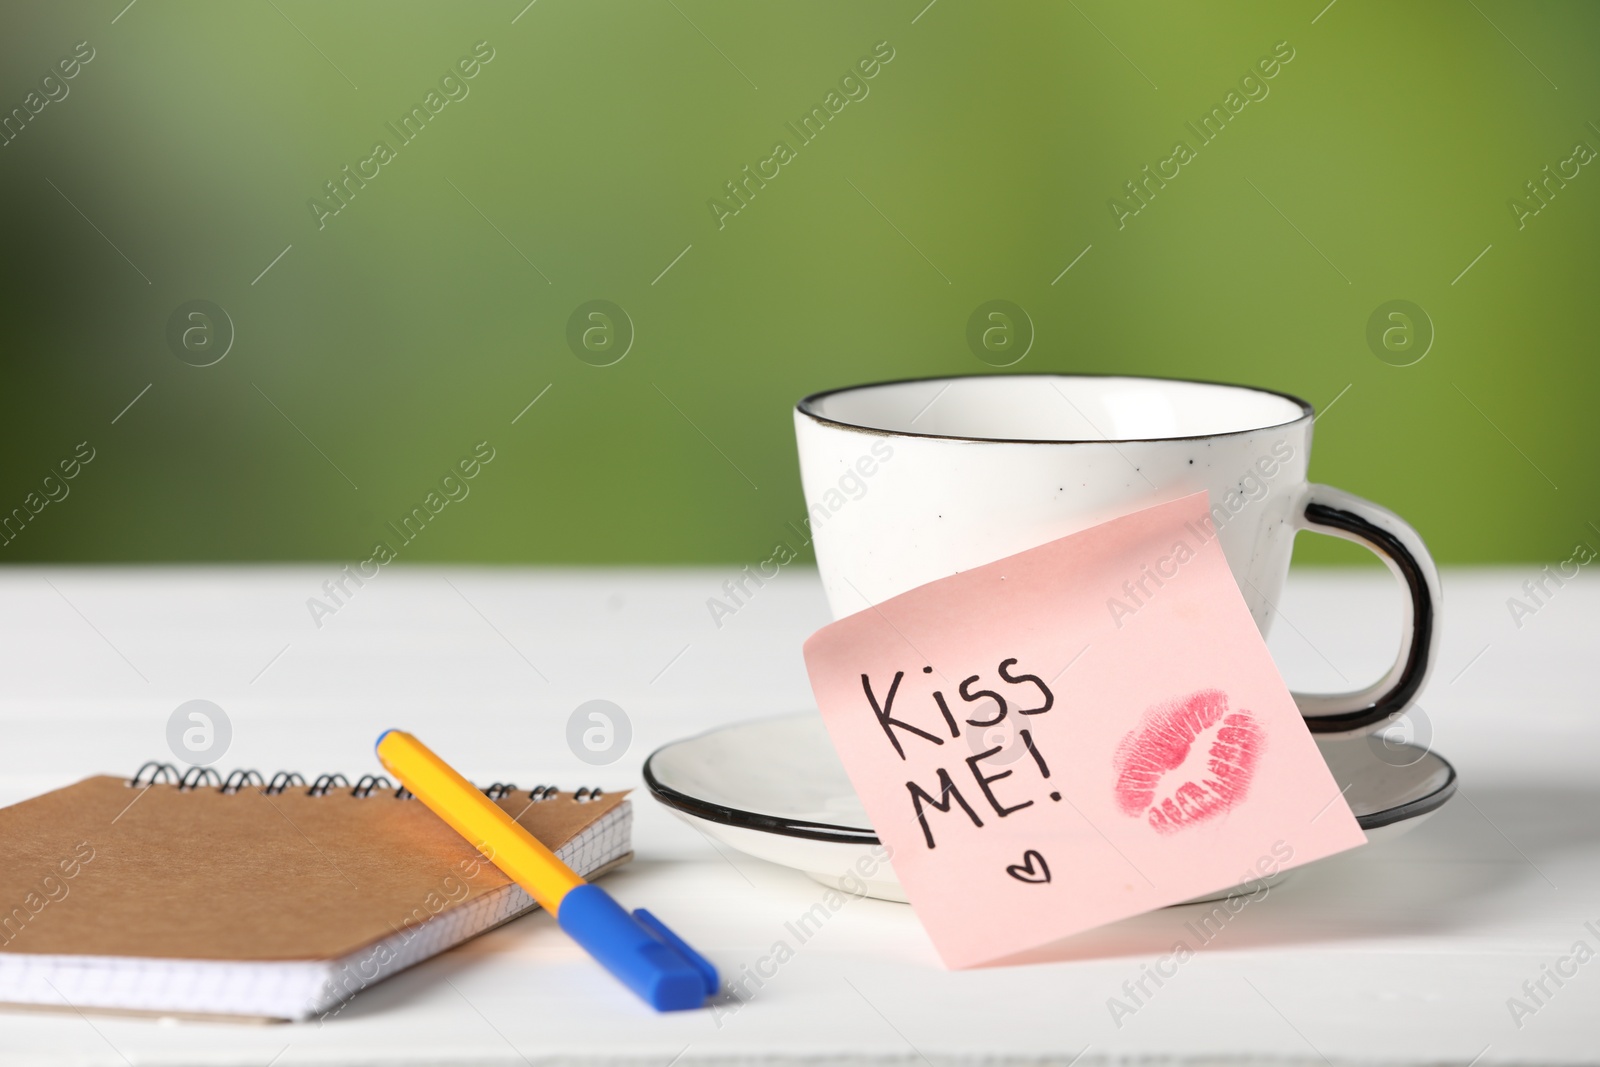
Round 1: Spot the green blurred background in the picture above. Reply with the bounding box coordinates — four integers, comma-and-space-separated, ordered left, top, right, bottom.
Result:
1, 0, 1594, 565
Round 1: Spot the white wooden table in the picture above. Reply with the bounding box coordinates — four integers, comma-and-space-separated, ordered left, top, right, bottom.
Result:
0, 565, 1594, 1066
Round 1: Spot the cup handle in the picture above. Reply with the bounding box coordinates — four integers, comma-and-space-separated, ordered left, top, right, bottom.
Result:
1286, 484, 1441, 736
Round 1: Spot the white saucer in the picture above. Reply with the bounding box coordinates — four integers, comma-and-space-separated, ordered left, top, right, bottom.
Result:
644, 711, 1458, 903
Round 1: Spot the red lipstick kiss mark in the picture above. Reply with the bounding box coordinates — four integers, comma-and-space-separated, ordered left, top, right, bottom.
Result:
1112, 689, 1264, 834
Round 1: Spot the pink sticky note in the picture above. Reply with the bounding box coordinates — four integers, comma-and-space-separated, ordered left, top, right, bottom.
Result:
802, 492, 1367, 967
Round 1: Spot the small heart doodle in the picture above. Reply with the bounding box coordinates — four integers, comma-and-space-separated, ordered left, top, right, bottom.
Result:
1005, 849, 1051, 884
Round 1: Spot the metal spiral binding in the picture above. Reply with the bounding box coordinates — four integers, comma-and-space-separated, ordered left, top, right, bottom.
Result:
126, 765, 600, 802
178, 766, 222, 791
220, 770, 264, 794
351, 775, 391, 798
307, 774, 350, 797
264, 771, 306, 795
128, 761, 178, 787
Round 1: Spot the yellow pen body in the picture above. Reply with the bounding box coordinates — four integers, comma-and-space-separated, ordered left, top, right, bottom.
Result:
376, 729, 584, 913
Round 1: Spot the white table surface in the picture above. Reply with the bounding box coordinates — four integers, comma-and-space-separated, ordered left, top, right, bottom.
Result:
0, 565, 1595, 1067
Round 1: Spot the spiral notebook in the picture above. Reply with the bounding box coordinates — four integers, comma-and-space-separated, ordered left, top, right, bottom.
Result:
0, 764, 632, 1022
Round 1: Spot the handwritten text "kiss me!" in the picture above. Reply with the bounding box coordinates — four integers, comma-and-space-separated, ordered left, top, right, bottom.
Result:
862, 658, 1058, 850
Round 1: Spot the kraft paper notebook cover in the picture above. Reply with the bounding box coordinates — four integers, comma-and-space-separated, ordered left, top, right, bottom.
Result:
0, 765, 633, 1022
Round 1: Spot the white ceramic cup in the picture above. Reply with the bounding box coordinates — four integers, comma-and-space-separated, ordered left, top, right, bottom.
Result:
794, 374, 1439, 738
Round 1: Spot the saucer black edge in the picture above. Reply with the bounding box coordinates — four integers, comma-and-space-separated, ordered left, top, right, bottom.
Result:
642, 742, 880, 845
1355, 749, 1459, 830
643, 737, 1459, 842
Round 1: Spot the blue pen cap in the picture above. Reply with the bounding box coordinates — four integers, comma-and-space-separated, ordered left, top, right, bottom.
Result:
557, 885, 718, 1011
